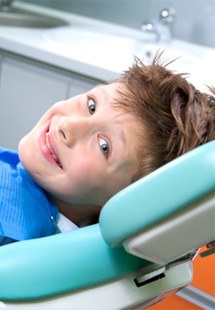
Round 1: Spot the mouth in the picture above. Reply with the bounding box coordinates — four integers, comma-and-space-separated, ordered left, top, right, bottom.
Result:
41, 127, 62, 169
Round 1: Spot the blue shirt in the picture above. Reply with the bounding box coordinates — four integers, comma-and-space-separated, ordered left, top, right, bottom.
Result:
0, 147, 59, 245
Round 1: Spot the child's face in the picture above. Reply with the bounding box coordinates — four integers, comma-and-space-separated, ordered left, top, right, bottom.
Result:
19, 83, 141, 206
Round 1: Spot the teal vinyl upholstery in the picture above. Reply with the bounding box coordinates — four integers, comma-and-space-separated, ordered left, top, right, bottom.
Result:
99, 141, 215, 247
0, 224, 149, 300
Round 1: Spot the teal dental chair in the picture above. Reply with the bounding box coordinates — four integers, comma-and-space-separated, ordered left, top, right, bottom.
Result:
0, 141, 214, 310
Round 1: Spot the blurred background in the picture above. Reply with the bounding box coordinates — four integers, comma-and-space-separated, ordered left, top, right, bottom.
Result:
19, 0, 215, 48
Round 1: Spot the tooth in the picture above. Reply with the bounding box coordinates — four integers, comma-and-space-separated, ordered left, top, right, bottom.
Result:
46, 133, 51, 151
52, 153, 57, 161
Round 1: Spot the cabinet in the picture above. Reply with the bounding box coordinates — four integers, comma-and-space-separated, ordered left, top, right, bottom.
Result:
0, 51, 100, 149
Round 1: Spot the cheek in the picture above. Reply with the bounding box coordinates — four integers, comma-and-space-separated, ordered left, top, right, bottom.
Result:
68, 156, 99, 187
64, 155, 105, 197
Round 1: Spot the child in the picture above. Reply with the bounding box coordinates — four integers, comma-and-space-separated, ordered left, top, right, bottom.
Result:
1, 55, 214, 246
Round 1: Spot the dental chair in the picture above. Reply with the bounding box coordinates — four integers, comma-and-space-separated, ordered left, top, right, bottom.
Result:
0, 141, 214, 310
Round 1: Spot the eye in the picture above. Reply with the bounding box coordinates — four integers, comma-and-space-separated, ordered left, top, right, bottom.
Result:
99, 137, 110, 158
87, 98, 96, 115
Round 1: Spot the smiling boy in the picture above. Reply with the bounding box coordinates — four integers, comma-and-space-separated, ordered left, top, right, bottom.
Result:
18, 82, 141, 227
0, 56, 214, 245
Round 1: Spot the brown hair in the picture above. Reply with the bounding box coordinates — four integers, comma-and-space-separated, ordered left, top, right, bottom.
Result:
115, 54, 215, 180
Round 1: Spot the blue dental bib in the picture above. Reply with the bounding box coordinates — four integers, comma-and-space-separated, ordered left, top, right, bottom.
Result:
0, 147, 59, 245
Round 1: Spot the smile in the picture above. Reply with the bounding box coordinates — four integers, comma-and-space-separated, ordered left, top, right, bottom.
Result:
40, 126, 62, 168
46, 131, 62, 168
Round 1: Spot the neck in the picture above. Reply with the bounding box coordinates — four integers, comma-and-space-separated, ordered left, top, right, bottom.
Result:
52, 196, 101, 227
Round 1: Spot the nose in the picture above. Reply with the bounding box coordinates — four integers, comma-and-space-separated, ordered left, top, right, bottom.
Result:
57, 115, 94, 147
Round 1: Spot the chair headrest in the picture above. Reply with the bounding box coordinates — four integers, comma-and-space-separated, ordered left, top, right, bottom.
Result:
99, 141, 215, 247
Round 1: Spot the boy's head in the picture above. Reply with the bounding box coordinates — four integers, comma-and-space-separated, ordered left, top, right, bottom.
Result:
18, 82, 142, 207
19, 55, 215, 209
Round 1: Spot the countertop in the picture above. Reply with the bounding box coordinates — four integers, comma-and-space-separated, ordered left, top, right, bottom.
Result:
0, 2, 215, 87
